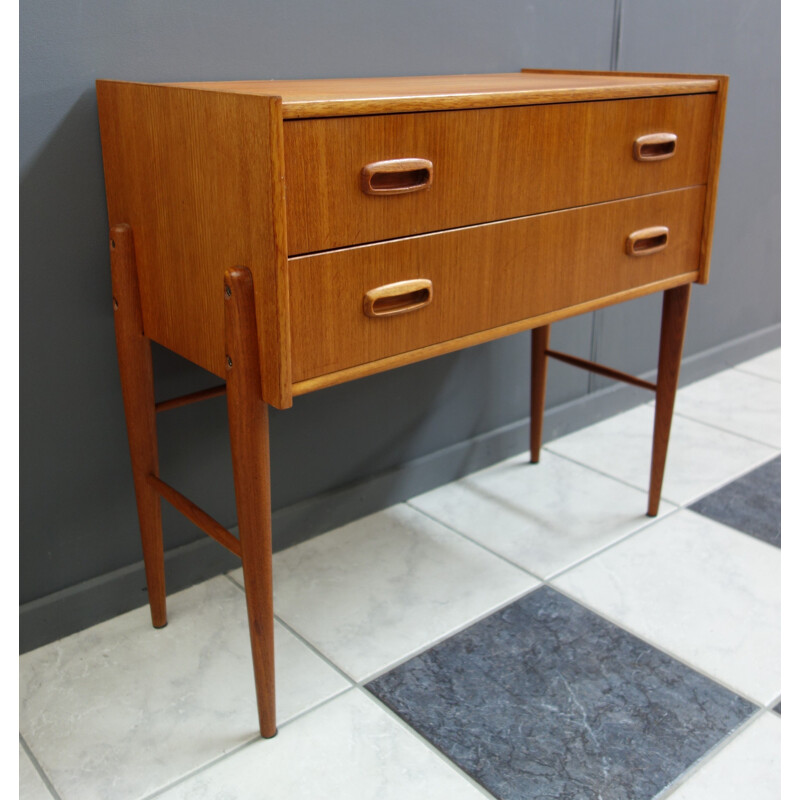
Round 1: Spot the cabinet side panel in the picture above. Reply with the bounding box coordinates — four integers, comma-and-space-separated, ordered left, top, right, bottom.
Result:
96, 82, 291, 407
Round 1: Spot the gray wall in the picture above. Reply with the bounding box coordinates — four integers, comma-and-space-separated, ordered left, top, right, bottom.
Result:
20, 0, 780, 649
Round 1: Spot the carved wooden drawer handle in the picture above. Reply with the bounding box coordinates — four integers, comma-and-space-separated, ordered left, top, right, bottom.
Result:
361, 158, 433, 195
633, 133, 678, 161
626, 226, 669, 257
363, 279, 433, 317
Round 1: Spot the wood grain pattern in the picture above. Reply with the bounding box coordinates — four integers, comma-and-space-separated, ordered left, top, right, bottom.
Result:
109, 224, 167, 629
283, 94, 715, 254
164, 72, 719, 118
544, 350, 658, 392
155, 384, 226, 413
521, 67, 722, 81
224, 268, 277, 738
291, 271, 698, 397
146, 474, 242, 557
521, 68, 727, 287
697, 75, 729, 284
289, 187, 706, 383
529, 326, 550, 464
648, 284, 692, 516
97, 70, 727, 743
96, 81, 293, 408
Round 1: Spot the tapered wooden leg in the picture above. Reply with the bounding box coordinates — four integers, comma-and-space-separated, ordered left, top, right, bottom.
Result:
648, 284, 692, 516
224, 267, 277, 739
530, 325, 551, 463
109, 224, 167, 628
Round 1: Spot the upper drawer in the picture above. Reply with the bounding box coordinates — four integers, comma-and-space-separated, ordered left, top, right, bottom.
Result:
284, 93, 716, 255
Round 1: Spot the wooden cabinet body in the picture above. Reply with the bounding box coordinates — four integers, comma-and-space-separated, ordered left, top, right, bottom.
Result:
97, 71, 727, 409
96, 70, 727, 738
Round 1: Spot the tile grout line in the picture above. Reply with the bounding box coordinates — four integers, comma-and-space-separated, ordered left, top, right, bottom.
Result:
142, 689, 361, 800
541, 445, 661, 495
377, 476, 777, 800
205, 436, 776, 788
350, 506, 777, 799
406, 503, 771, 710
19, 733, 62, 800
229, 566, 528, 688
196, 407, 774, 792
544, 506, 682, 582
143, 680, 493, 800
417, 430, 780, 701
214, 569, 515, 794
543, 445, 782, 710
544, 431, 778, 516
653, 707, 774, 800
356, 686, 499, 800
406, 495, 675, 586
118, 372, 786, 795
668, 449, 780, 508
222, 571, 361, 705
142, 735, 263, 800
670, 409, 780, 449
549, 581, 770, 709
352, 580, 541, 686
730, 365, 780, 384
21, 360, 780, 799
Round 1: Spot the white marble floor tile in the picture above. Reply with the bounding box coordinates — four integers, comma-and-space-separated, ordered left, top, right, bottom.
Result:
732, 348, 781, 382
546, 404, 777, 506
19, 577, 349, 800
554, 510, 780, 705
665, 713, 780, 800
19, 743, 53, 800
409, 451, 664, 578
674, 368, 780, 447
157, 689, 488, 800
232, 504, 538, 682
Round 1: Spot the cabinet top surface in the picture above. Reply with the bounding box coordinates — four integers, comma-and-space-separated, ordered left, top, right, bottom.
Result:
156, 71, 721, 118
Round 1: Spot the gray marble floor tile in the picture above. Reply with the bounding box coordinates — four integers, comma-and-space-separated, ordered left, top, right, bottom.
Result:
554, 510, 781, 704
664, 713, 780, 800
773, 701, 780, 715
19, 743, 54, 800
367, 587, 754, 800
690, 456, 780, 547
733, 348, 780, 382
546, 404, 776, 507
674, 368, 780, 447
19, 576, 349, 800
232, 504, 538, 681
157, 689, 489, 800
409, 451, 664, 578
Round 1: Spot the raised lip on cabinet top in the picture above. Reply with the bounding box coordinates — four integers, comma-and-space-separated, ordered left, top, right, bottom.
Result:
153, 70, 723, 118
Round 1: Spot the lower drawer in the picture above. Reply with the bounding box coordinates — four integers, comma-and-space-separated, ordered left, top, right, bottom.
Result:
289, 187, 705, 382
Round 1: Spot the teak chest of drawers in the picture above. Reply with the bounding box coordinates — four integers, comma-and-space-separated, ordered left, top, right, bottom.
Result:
96, 70, 728, 738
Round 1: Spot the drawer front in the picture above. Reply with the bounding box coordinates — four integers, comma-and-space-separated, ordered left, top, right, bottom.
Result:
284, 94, 715, 255
289, 187, 705, 382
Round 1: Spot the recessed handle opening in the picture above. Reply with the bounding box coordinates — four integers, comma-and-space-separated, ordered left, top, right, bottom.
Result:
626, 226, 670, 257
361, 158, 434, 196
633, 133, 678, 162
363, 279, 433, 317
